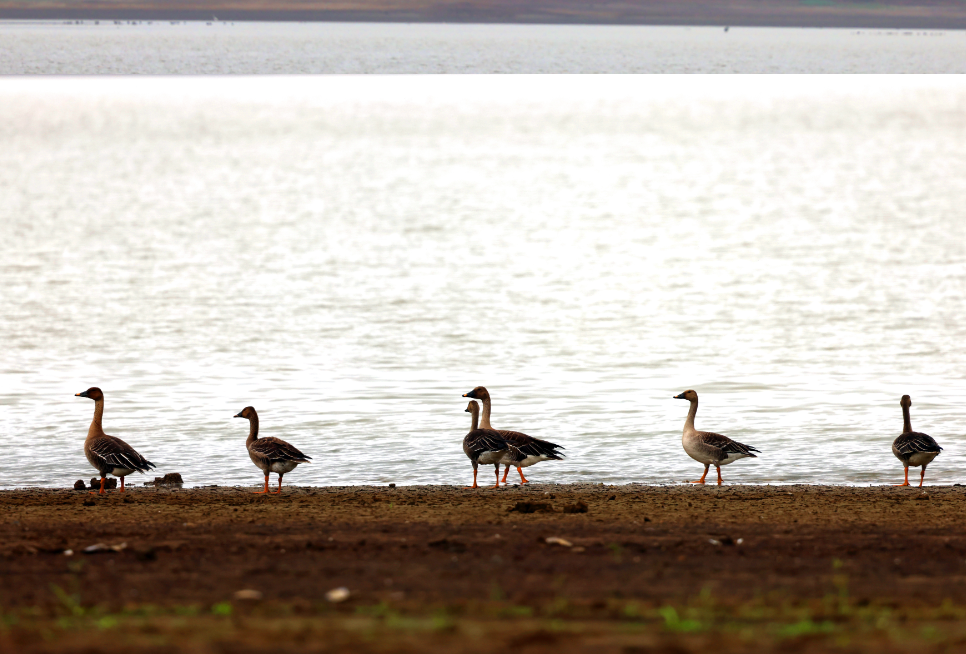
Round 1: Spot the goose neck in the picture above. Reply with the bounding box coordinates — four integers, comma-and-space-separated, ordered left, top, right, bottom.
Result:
87, 399, 105, 439
479, 396, 494, 430
469, 407, 479, 431
683, 398, 698, 433
246, 415, 260, 444
902, 405, 912, 434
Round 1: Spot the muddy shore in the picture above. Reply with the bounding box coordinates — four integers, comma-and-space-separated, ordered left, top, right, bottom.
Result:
2, 483, 966, 652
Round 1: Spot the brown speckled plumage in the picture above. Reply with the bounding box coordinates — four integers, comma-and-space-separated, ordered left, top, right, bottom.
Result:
462, 386, 564, 484
462, 400, 524, 489
891, 395, 941, 487
234, 406, 310, 494
75, 387, 155, 494
674, 389, 759, 485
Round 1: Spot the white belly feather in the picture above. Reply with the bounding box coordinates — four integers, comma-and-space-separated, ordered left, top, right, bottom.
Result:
717, 453, 751, 466
517, 454, 549, 468
906, 452, 938, 468
269, 460, 299, 474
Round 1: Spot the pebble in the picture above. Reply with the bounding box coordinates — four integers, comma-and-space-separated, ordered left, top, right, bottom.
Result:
233, 589, 263, 601
325, 587, 351, 603
146, 473, 184, 487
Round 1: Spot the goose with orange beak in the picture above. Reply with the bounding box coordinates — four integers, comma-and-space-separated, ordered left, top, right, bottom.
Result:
234, 406, 311, 494
673, 390, 759, 485
462, 400, 525, 489
462, 386, 564, 485
75, 387, 156, 494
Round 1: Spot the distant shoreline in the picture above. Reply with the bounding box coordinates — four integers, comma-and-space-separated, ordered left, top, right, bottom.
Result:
3, 3, 966, 30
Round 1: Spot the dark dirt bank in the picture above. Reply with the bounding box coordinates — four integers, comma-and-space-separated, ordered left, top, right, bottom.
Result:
3, 0, 966, 29
3, 483, 966, 653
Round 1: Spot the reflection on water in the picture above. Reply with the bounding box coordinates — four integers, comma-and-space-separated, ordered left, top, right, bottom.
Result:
0, 21, 965, 73
1, 76, 965, 488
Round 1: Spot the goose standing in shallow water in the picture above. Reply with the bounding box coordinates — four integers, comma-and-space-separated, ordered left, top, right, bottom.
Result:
234, 406, 311, 494
75, 387, 155, 494
462, 386, 564, 485
892, 395, 942, 487
674, 390, 759, 485
462, 400, 525, 489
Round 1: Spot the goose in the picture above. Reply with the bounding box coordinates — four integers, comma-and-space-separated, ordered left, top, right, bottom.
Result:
673, 390, 759, 485
463, 400, 525, 489
462, 386, 564, 485
892, 394, 942, 487
234, 406, 311, 494
74, 387, 155, 494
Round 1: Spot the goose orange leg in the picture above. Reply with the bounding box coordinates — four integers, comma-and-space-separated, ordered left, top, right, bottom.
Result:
501, 466, 511, 484
120, 476, 126, 493
90, 476, 107, 495
490, 465, 501, 489
253, 474, 270, 494
893, 467, 910, 487
464, 468, 479, 489
517, 467, 530, 484
690, 464, 709, 485
275, 474, 283, 495
715, 465, 723, 485
919, 467, 926, 488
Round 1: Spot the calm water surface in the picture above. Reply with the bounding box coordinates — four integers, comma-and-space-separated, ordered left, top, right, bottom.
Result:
1, 21, 965, 73
1, 76, 965, 488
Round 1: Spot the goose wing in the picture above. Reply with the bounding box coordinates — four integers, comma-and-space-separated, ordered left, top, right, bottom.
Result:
88, 436, 156, 473
249, 437, 312, 463
696, 431, 760, 458
894, 431, 942, 455
464, 429, 525, 462
498, 430, 565, 460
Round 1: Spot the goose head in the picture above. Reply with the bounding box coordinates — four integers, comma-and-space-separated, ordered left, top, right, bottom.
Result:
900, 395, 912, 409
234, 406, 257, 420
462, 386, 489, 401
465, 400, 479, 415
674, 390, 698, 401
75, 387, 104, 401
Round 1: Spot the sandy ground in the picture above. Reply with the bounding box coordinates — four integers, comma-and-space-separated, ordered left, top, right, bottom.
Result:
3, 483, 966, 652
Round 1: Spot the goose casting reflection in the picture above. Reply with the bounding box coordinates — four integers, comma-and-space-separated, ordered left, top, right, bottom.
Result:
462, 400, 525, 489
75, 387, 156, 494
892, 395, 942, 487
462, 386, 564, 484
234, 406, 312, 494
674, 390, 760, 485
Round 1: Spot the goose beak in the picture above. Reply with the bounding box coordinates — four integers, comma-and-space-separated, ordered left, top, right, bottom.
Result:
75, 391, 88, 398
464, 407, 470, 413
233, 412, 243, 418
673, 392, 686, 399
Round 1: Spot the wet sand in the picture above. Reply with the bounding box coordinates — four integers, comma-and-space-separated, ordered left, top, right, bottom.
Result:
2, 483, 966, 652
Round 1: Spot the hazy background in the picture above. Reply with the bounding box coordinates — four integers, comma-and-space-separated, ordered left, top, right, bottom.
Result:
1, 22, 965, 74
4, 0, 966, 29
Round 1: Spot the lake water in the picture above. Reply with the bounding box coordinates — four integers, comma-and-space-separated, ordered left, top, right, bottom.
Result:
1, 76, 965, 489
1, 21, 965, 73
